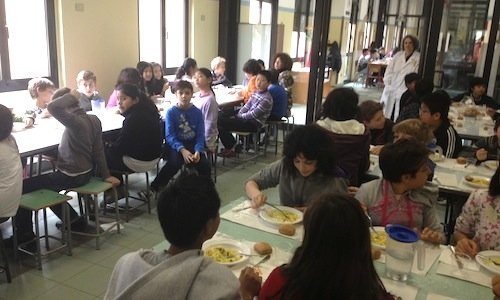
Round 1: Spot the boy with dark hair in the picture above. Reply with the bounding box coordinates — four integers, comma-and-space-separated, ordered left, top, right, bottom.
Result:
9, 89, 120, 245
452, 77, 498, 109
218, 70, 273, 157
355, 139, 443, 244
105, 173, 261, 300
420, 90, 462, 158
474, 117, 500, 162
396, 73, 420, 122
358, 100, 393, 149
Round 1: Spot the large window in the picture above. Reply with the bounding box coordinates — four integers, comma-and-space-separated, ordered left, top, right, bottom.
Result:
138, 0, 187, 74
0, 0, 57, 92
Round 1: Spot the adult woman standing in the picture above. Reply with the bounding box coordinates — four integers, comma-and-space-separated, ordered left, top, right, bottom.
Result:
245, 125, 348, 209
380, 35, 420, 121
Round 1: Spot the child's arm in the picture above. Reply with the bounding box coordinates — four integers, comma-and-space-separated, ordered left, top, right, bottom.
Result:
193, 110, 205, 155
165, 108, 186, 153
454, 230, 479, 257
47, 91, 81, 128
238, 95, 272, 120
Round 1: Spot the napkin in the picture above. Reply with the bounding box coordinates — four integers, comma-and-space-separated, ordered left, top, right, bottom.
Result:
222, 201, 304, 241
380, 278, 418, 300
436, 248, 492, 288
433, 172, 458, 188
426, 294, 457, 300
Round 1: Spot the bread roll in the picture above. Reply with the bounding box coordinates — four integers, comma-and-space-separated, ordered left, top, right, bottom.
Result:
254, 242, 272, 255
456, 156, 467, 164
279, 224, 296, 236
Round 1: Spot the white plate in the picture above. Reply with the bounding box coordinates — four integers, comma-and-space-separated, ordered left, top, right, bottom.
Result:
483, 160, 499, 170
202, 239, 250, 266
259, 206, 303, 226
475, 250, 500, 275
463, 175, 490, 189
371, 226, 387, 249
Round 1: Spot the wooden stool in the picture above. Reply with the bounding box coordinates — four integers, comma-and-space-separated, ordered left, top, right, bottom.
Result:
66, 178, 120, 250
18, 189, 73, 270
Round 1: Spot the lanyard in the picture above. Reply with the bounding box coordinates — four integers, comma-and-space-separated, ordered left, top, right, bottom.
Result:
381, 180, 414, 228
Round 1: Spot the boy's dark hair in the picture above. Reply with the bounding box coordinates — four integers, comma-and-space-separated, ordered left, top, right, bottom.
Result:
469, 77, 487, 90
256, 59, 265, 69
420, 90, 451, 121
320, 87, 359, 121
379, 139, 429, 182
283, 125, 336, 176
0, 104, 13, 141
115, 68, 141, 88
404, 73, 420, 85
257, 70, 272, 82
173, 80, 194, 93
52, 87, 71, 100
358, 100, 383, 122
242, 59, 262, 76
157, 173, 220, 248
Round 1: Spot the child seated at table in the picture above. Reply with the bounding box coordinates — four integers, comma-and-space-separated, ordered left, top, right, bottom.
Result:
0, 104, 22, 224
13, 77, 56, 128
107, 68, 142, 108
150, 80, 210, 192
218, 70, 273, 157
267, 71, 288, 121
245, 125, 348, 209
419, 90, 462, 158
105, 173, 261, 300
452, 77, 499, 110
453, 164, 500, 257
9, 88, 120, 246
151, 62, 170, 97
259, 193, 393, 299
76, 70, 105, 112
358, 100, 393, 155
396, 73, 419, 122
137, 61, 154, 98
316, 88, 370, 186
192, 68, 219, 153
474, 118, 500, 162
239, 59, 262, 103
355, 139, 443, 244
210, 56, 232, 87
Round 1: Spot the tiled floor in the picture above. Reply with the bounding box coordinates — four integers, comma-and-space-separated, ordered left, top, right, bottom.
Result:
0, 84, 428, 299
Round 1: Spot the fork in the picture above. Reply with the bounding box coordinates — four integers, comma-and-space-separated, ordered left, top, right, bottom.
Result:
365, 212, 378, 235
265, 203, 291, 221
252, 254, 271, 267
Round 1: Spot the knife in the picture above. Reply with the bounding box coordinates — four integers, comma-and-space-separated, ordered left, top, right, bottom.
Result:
449, 245, 463, 269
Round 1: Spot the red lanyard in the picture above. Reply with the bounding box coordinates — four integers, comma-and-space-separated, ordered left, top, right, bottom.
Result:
381, 181, 414, 228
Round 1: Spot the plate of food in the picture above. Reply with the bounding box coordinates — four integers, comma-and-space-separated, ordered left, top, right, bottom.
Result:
202, 239, 251, 266
483, 160, 499, 170
463, 175, 490, 189
259, 206, 303, 226
371, 226, 387, 249
475, 250, 500, 275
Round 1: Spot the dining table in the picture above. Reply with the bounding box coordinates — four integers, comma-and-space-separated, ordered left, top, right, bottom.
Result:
448, 103, 494, 142
152, 198, 495, 300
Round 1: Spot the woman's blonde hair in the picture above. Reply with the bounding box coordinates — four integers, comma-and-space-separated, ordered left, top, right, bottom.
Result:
393, 118, 434, 145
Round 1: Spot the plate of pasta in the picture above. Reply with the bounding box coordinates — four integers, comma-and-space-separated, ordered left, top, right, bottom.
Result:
371, 226, 388, 249
259, 206, 303, 226
202, 239, 251, 266
463, 175, 490, 189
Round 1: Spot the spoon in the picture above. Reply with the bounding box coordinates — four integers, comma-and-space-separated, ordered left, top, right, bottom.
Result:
252, 254, 271, 267
265, 203, 291, 221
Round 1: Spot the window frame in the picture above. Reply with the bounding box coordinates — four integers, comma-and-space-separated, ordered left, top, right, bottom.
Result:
0, 0, 58, 92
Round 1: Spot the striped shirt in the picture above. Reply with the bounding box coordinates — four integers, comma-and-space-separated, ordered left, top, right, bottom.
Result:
237, 90, 273, 125
434, 121, 462, 158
